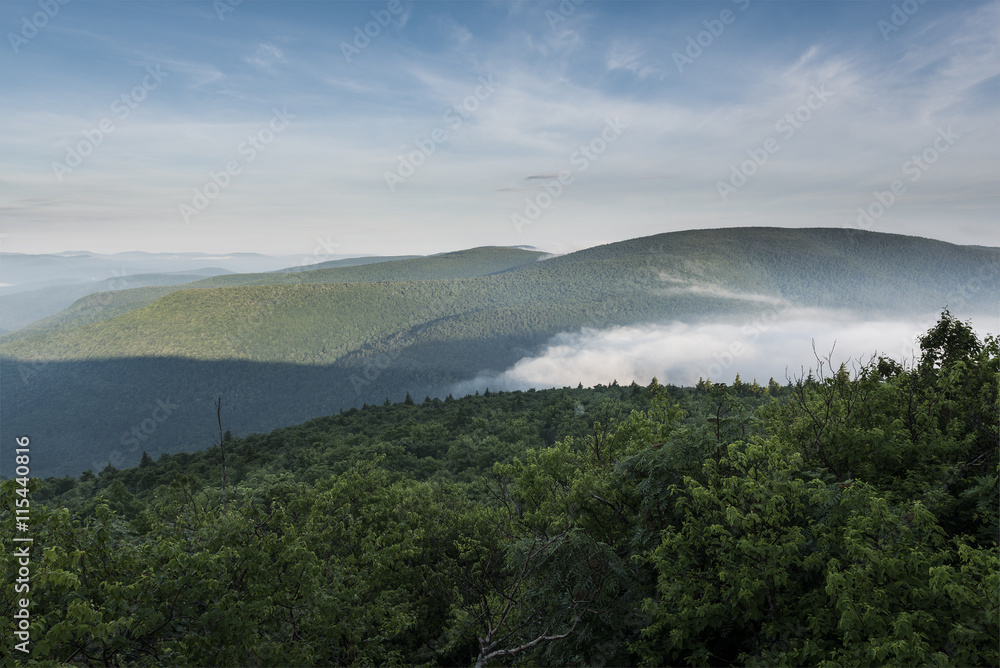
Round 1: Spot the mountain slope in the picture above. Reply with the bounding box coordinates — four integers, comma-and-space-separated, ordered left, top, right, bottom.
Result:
0, 270, 230, 333
522, 227, 999, 311
1, 248, 544, 341
2, 228, 997, 477
2, 229, 995, 364
157, 246, 548, 289
272, 255, 421, 272
4, 246, 547, 341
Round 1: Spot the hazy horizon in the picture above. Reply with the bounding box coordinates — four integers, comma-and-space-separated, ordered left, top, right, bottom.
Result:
2, 225, 999, 260
2, 1, 997, 256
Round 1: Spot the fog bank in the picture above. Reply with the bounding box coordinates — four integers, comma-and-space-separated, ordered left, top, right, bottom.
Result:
452, 309, 998, 394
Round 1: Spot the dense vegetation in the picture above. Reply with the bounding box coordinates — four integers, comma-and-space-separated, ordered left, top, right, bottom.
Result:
2, 229, 997, 477
4, 229, 997, 357
2, 247, 545, 342
0, 271, 225, 334
2, 312, 996, 666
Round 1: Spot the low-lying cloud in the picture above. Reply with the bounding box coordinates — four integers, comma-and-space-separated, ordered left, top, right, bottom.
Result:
451, 308, 997, 395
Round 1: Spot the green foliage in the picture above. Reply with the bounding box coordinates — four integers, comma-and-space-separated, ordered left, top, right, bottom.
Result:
1, 313, 996, 666
638, 437, 833, 666
3, 230, 997, 478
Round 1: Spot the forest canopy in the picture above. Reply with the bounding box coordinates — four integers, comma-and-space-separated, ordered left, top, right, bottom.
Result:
1, 311, 997, 666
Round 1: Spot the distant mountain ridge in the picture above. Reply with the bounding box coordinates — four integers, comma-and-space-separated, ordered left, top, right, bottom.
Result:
0, 271, 231, 333
273, 255, 422, 272
0, 248, 348, 334
1, 228, 997, 477
0, 250, 296, 291
1, 246, 547, 342
2, 228, 996, 365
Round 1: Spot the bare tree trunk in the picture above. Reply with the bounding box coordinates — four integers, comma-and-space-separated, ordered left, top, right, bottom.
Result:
216, 396, 227, 510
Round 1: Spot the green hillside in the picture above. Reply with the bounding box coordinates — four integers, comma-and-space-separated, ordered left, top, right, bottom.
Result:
272, 254, 420, 272
1, 229, 996, 365
160, 245, 548, 289
527, 227, 999, 310
0, 271, 228, 333
1, 228, 996, 477
3, 313, 996, 665
4, 246, 546, 340
0, 273, 761, 365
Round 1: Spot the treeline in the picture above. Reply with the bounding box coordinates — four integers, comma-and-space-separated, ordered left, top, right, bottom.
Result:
2, 247, 545, 344
5, 228, 997, 365
0, 266, 758, 365
2, 229, 995, 480
1, 312, 997, 666
2, 346, 687, 478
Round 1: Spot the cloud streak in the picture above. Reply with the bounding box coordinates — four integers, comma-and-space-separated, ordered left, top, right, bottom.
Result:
0, 1, 996, 254
655, 273, 788, 306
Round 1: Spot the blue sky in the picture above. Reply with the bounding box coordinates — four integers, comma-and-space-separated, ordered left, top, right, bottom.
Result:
1, 0, 997, 256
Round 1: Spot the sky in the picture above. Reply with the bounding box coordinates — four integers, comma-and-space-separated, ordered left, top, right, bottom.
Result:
1, 0, 997, 257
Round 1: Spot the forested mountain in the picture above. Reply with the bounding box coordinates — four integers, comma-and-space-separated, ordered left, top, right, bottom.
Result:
0, 251, 297, 295
272, 254, 421, 272
1, 228, 997, 477
172, 246, 548, 289
3, 229, 995, 362
0, 270, 230, 333
1, 313, 996, 665
2, 246, 546, 342
0, 251, 442, 333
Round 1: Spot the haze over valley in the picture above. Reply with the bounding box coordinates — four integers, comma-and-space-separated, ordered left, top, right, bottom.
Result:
2, 227, 996, 477
1, 2, 998, 664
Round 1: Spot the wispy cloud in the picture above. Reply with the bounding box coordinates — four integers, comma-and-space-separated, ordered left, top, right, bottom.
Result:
440, 15, 473, 47
243, 43, 286, 72
0, 1, 995, 254
605, 41, 664, 80
654, 274, 788, 306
